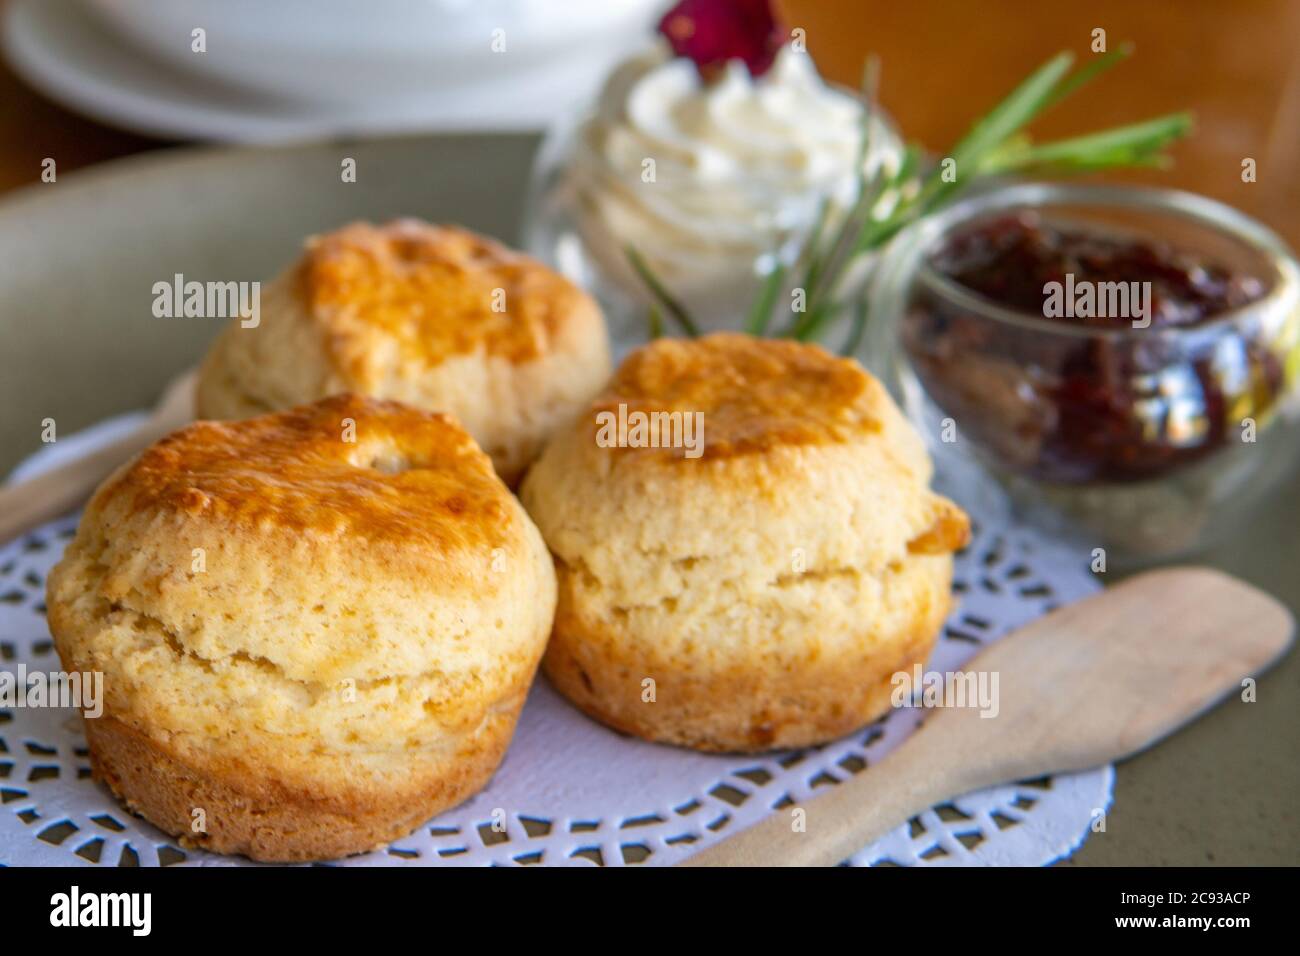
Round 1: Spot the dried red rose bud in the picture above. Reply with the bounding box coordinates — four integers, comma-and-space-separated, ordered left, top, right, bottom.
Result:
658, 0, 787, 78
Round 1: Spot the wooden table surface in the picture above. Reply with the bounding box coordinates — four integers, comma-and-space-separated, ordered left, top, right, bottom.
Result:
1, 1, 1297, 868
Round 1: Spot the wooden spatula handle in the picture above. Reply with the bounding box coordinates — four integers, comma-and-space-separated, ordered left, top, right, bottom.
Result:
682, 735, 962, 867
0, 368, 197, 545
0, 421, 170, 543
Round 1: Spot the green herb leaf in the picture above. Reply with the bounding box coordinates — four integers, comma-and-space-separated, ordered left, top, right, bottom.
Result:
797, 196, 833, 299
791, 299, 836, 342
1037, 42, 1133, 114
839, 294, 869, 357
982, 111, 1194, 174
624, 245, 700, 337
912, 51, 1075, 213
746, 262, 787, 336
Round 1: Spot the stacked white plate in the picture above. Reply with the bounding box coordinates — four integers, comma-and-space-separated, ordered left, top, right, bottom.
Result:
2, 0, 666, 142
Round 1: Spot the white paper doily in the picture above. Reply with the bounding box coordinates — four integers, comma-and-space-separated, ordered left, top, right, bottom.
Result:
0, 416, 1113, 867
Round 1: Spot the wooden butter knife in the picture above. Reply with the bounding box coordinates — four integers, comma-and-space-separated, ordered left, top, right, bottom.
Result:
682, 567, 1294, 866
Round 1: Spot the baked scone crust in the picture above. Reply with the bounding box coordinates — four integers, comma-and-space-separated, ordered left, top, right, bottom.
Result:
195, 220, 611, 485
82, 702, 520, 862
521, 333, 969, 752
48, 394, 557, 860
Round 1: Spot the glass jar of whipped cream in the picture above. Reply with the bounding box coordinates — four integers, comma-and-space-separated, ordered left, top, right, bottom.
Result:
522, 42, 902, 342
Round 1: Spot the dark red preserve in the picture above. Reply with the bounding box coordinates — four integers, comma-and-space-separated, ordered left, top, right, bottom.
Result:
903, 212, 1279, 483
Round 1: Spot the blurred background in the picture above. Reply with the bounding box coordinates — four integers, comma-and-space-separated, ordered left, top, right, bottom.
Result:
1, 0, 1297, 244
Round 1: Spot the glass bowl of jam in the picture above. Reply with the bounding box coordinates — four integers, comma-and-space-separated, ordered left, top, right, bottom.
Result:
867, 182, 1300, 564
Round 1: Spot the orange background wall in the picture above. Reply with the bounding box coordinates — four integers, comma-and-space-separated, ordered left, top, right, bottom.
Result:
780, 0, 1300, 245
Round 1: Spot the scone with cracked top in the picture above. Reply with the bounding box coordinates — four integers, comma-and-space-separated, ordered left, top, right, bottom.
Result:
196, 219, 611, 485
521, 332, 969, 752
47, 394, 556, 861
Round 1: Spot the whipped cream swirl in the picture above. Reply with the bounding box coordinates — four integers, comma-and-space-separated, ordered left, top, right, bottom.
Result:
569, 43, 901, 316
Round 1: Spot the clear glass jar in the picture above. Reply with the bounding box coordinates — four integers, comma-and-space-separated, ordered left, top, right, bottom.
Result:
521, 73, 903, 344
867, 182, 1300, 565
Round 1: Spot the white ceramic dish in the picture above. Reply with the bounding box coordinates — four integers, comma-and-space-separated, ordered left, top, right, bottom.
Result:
2, 0, 661, 141
82, 0, 665, 106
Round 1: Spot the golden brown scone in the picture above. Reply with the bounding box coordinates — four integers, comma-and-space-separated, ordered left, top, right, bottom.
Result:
195, 220, 611, 485
47, 394, 556, 861
520, 333, 969, 753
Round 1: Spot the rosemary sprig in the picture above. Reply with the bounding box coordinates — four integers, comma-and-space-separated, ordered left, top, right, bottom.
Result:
624, 245, 700, 337
1039, 42, 1135, 113
980, 113, 1194, 174
911, 51, 1076, 216
841, 294, 870, 357
795, 196, 833, 312
854, 47, 1191, 254
625, 45, 1194, 349
746, 262, 786, 335
779, 54, 884, 339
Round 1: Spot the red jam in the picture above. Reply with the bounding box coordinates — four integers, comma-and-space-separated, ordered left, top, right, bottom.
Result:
902, 213, 1281, 483
932, 213, 1266, 329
